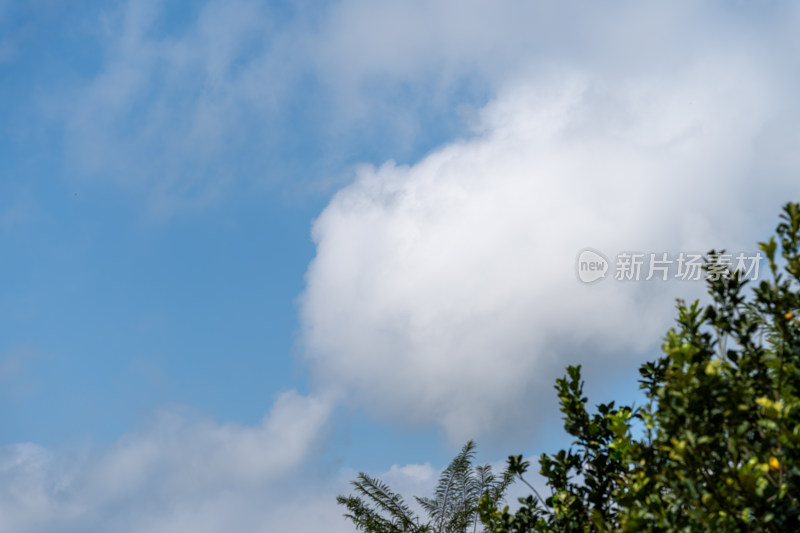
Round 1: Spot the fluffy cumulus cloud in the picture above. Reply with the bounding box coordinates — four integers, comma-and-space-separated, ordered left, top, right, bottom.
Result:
301, 41, 800, 441
0, 391, 338, 532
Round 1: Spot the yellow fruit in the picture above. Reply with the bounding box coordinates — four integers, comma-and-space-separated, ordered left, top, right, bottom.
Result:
769, 456, 780, 472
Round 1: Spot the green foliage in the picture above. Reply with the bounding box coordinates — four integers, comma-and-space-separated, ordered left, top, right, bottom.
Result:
337, 472, 430, 533
338, 441, 514, 533
480, 202, 800, 532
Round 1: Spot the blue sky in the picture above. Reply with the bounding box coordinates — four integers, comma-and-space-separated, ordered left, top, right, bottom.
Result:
2, 1, 800, 531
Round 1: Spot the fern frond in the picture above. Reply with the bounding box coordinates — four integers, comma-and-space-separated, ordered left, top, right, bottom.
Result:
351, 472, 422, 530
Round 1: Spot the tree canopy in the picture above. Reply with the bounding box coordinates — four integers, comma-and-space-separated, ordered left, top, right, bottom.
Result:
480, 202, 800, 532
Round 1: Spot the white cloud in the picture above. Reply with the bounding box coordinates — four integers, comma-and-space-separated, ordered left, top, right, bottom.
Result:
60, 0, 289, 218
1, 401, 498, 533
58, 0, 800, 218
300, 48, 800, 442
0, 391, 341, 533
57, 0, 720, 216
